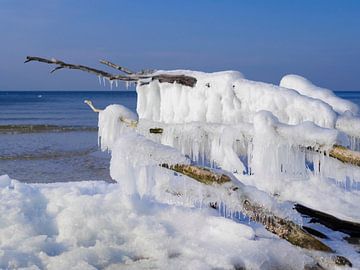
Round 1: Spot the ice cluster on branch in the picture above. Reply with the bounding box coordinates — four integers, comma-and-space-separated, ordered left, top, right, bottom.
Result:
137, 70, 346, 128
94, 69, 360, 223
280, 74, 359, 115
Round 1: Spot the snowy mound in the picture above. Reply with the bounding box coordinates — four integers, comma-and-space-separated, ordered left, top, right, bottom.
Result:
0, 175, 316, 270
136, 70, 346, 128
98, 104, 138, 151
280, 74, 359, 115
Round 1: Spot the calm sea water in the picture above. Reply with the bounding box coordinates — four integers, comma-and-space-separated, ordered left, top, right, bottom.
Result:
0, 91, 136, 183
0, 90, 359, 183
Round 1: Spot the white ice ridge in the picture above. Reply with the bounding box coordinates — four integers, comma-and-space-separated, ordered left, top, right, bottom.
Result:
336, 110, 360, 138
137, 70, 340, 128
249, 111, 348, 184
110, 132, 190, 184
98, 104, 138, 151
280, 74, 359, 115
134, 114, 346, 179
98, 102, 354, 184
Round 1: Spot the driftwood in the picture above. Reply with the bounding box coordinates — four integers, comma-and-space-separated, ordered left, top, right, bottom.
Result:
161, 164, 332, 251
295, 204, 360, 238
329, 145, 360, 167
84, 100, 138, 128
162, 164, 352, 267
25, 56, 197, 87
82, 102, 353, 266
84, 100, 102, 113
149, 128, 164, 134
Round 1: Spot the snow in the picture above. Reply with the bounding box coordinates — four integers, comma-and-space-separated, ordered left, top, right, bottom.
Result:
336, 110, 360, 141
2, 70, 360, 269
0, 175, 316, 270
137, 70, 338, 128
136, 69, 360, 221
280, 74, 359, 115
249, 111, 340, 184
98, 104, 138, 151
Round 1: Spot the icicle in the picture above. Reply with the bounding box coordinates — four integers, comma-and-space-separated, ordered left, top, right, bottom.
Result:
110, 80, 113, 90
115, 80, 118, 88
98, 76, 102, 86
102, 77, 106, 86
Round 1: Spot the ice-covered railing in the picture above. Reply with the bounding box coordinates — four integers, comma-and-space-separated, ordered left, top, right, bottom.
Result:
137, 70, 360, 149
97, 100, 360, 188
88, 65, 360, 187
138, 71, 331, 127
95, 102, 360, 232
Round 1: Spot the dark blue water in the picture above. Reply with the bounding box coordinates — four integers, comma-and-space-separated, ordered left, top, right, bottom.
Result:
0, 91, 137, 127
335, 91, 360, 107
0, 91, 137, 183
0, 90, 359, 183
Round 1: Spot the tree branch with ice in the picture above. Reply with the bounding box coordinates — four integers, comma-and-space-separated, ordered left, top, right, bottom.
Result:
25, 56, 197, 87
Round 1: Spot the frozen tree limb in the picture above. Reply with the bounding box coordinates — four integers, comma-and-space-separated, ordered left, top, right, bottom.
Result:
295, 204, 360, 238
83, 101, 360, 168
329, 145, 360, 167
25, 56, 197, 87
161, 163, 352, 267
84, 100, 102, 113
84, 100, 137, 127
161, 164, 331, 251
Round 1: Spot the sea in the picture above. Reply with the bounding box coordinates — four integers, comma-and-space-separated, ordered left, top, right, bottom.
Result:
0, 90, 359, 183
0, 91, 136, 183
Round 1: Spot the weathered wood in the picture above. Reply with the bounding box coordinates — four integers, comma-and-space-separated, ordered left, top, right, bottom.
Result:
162, 164, 332, 251
329, 145, 360, 167
161, 164, 231, 185
84, 100, 102, 113
25, 56, 197, 87
25, 56, 117, 78
149, 128, 163, 134
84, 100, 138, 127
295, 204, 360, 237
99, 59, 134, 75
162, 163, 352, 266
242, 199, 332, 252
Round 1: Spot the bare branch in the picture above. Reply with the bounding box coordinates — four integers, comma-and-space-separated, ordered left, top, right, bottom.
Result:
25, 56, 198, 87
26, 56, 119, 79
50, 66, 64, 73
100, 60, 134, 75
84, 100, 102, 113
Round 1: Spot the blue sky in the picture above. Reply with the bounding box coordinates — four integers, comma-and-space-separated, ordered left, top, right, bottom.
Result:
0, 0, 359, 91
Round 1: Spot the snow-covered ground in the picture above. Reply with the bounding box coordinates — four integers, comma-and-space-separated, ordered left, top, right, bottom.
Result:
0, 175, 318, 270
1, 71, 360, 269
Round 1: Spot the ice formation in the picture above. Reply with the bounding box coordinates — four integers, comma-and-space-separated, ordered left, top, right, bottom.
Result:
93, 69, 360, 221
136, 71, 360, 220
0, 175, 321, 270
137, 70, 339, 128
280, 74, 359, 115
98, 104, 138, 151
2, 70, 360, 269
